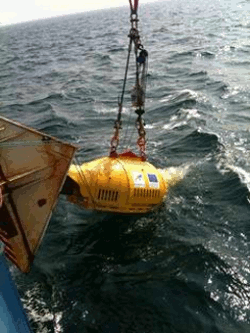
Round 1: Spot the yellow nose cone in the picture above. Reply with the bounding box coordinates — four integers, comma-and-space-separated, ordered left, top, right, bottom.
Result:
67, 154, 169, 214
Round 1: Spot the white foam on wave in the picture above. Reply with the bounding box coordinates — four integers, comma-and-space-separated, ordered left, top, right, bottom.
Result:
21, 283, 65, 332
144, 124, 154, 129
220, 83, 250, 100
162, 108, 202, 130
227, 164, 250, 194
181, 108, 201, 119
217, 146, 250, 197
160, 89, 209, 104
163, 120, 188, 130
159, 94, 173, 103
159, 163, 192, 187
178, 89, 199, 98
93, 104, 131, 115
221, 86, 240, 99
54, 312, 63, 333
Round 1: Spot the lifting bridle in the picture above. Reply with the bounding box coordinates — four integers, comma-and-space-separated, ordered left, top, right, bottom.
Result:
110, 0, 148, 160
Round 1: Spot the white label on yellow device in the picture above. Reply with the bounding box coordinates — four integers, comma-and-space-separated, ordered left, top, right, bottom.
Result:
147, 173, 159, 188
132, 172, 145, 187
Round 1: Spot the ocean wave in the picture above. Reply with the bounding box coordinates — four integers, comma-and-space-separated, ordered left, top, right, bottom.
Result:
160, 89, 208, 105
3, 55, 20, 65
162, 108, 206, 131
197, 51, 215, 59
223, 164, 250, 196
171, 129, 220, 151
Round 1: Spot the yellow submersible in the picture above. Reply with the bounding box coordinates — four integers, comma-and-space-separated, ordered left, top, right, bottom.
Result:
67, 152, 175, 214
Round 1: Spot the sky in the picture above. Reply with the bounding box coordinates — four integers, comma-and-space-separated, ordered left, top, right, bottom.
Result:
0, 0, 157, 26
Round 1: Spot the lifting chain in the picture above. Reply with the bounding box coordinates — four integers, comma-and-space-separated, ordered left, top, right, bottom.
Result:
132, 15, 148, 160
110, 0, 148, 159
135, 108, 146, 160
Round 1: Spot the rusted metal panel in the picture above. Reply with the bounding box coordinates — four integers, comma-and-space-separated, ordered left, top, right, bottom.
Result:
0, 116, 77, 273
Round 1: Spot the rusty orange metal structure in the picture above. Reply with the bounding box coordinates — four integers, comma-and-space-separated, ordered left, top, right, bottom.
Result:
0, 116, 76, 272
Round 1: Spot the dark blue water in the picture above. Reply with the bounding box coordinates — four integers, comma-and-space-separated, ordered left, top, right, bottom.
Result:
1, 0, 250, 332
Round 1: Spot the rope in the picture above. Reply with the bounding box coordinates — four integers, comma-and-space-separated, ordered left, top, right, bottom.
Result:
73, 156, 96, 208
110, 40, 133, 155
118, 38, 133, 120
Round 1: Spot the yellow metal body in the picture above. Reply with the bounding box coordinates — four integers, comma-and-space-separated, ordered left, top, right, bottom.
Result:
67, 155, 170, 214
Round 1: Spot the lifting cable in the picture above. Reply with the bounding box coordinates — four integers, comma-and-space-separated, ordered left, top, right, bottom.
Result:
110, 0, 148, 160
129, 0, 139, 13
